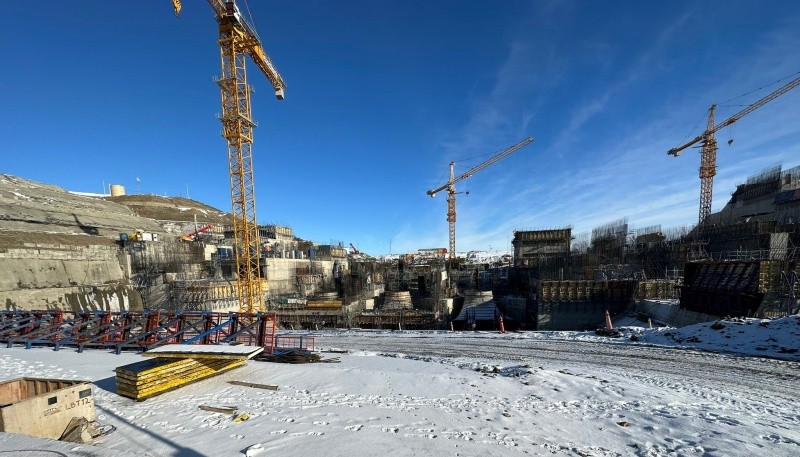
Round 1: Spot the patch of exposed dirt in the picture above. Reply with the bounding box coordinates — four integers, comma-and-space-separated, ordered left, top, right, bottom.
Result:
105, 195, 230, 224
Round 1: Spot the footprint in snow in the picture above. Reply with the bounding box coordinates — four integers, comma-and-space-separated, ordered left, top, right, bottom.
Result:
760, 434, 800, 446
313, 421, 328, 426
345, 424, 363, 431
270, 430, 287, 435
405, 433, 437, 440
381, 427, 399, 433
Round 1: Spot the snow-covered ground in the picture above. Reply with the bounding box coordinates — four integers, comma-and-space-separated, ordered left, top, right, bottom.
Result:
1, 316, 799, 456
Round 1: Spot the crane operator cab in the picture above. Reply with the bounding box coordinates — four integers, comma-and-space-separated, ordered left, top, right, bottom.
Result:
225, 0, 243, 24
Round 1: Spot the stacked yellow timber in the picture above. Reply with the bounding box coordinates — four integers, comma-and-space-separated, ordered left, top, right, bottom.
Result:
115, 345, 264, 401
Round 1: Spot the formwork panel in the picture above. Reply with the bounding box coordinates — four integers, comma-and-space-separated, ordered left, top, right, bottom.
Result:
0, 378, 95, 440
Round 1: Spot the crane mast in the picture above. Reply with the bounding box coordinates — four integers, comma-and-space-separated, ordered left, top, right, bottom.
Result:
175, 0, 285, 314
698, 105, 717, 224
427, 137, 534, 260
668, 73, 800, 225
446, 162, 456, 259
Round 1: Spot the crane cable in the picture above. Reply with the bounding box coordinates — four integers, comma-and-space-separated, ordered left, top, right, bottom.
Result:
455, 144, 512, 164
719, 70, 800, 105
679, 69, 800, 144
681, 110, 710, 142
241, 0, 261, 42
717, 70, 800, 146
435, 147, 496, 187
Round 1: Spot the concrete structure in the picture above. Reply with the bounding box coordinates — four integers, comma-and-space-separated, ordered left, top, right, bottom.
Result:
536, 280, 635, 330
314, 244, 347, 260
512, 228, 572, 267
383, 290, 413, 309
707, 165, 800, 226
263, 258, 346, 297
0, 176, 171, 311
222, 224, 299, 257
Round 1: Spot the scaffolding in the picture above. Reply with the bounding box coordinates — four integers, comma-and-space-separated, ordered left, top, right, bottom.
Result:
730, 165, 782, 203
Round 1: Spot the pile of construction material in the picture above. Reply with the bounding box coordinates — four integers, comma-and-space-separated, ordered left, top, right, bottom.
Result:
254, 348, 340, 364
115, 345, 263, 401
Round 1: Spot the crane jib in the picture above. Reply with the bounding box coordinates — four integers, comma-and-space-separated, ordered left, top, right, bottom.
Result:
667, 72, 800, 225
427, 137, 534, 195
667, 73, 800, 156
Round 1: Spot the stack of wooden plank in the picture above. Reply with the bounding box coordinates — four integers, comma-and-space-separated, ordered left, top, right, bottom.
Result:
115, 345, 264, 401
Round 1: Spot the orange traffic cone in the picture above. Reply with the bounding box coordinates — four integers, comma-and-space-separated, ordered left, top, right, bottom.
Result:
604, 310, 613, 331
498, 315, 506, 334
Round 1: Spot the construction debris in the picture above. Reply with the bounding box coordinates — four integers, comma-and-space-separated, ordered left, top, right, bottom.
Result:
228, 380, 279, 391
198, 405, 238, 414
254, 348, 340, 364
59, 417, 95, 443
232, 412, 250, 422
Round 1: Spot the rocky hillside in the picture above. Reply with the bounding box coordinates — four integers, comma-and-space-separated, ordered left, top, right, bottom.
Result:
0, 174, 166, 242
0, 175, 172, 312
105, 194, 230, 225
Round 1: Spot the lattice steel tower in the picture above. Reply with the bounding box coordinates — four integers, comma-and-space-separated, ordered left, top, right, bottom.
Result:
175, 0, 286, 313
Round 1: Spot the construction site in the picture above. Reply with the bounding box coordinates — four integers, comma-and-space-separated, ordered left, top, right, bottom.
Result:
0, 2, 796, 342
2, 2, 800, 455
2, 153, 799, 336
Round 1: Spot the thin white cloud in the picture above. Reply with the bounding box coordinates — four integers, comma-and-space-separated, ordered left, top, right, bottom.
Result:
410, 4, 800, 255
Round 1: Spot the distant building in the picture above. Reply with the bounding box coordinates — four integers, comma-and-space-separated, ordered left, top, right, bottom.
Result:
314, 244, 347, 260
221, 224, 300, 258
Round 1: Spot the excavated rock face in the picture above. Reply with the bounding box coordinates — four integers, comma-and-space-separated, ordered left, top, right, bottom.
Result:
0, 175, 174, 311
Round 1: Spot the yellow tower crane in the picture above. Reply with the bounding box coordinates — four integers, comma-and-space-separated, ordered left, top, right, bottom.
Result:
668, 73, 800, 225
173, 0, 286, 313
427, 137, 534, 260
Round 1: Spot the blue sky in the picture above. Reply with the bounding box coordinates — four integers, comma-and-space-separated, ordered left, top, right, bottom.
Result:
2, 1, 799, 255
